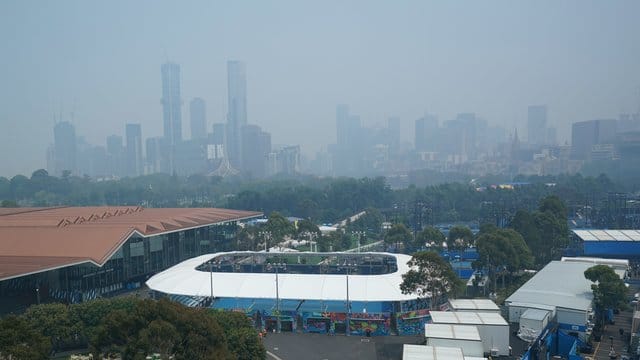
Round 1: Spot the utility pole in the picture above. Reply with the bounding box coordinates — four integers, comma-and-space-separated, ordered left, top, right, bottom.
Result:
345, 261, 357, 336
273, 260, 286, 333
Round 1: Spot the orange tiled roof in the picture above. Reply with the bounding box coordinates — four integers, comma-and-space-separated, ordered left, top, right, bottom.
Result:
0, 206, 261, 281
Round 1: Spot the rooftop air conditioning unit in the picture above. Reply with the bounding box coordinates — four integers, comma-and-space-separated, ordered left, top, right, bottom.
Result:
491, 349, 499, 357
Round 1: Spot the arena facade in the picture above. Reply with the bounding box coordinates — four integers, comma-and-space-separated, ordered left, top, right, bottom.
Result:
0, 206, 261, 312
147, 251, 441, 336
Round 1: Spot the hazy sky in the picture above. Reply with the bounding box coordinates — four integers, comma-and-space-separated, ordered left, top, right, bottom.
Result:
1, 0, 639, 177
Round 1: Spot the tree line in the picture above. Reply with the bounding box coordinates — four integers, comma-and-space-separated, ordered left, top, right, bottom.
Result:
0, 297, 265, 360
0, 169, 628, 226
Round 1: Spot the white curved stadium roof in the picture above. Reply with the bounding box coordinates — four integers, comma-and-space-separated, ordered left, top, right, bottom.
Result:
146, 252, 418, 302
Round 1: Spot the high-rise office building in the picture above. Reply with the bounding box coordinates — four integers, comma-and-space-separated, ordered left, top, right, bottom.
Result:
446, 113, 479, 160
241, 124, 271, 177
387, 117, 401, 155
161, 62, 182, 173
415, 114, 438, 152
527, 105, 547, 146
145, 137, 164, 174
125, 124, 143, 177
106, 134, 124, 177
336, 104, 351, 147
161, 62, 182, 145
53, 121, 77, 176
226, 60, 248, 169
571, 119, 617, 160
211, 123, 226, 146
267, 145, 301, 176
333, 104, 362, 175
190, 98, 207, 140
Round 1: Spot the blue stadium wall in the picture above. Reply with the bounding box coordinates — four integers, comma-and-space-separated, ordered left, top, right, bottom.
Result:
163, 293, 438, 336
582, 241, 640, 258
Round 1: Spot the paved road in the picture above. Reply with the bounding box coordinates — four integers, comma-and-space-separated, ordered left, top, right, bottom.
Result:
263, 333, 423, 360
590, 309, 632, 360
589, 278, 637, 360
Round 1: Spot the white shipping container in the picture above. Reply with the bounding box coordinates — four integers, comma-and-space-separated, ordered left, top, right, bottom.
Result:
448, 299, 501, 314
518, 309, 550, 342
430, 311, 510, 356
425, 324, 485, 357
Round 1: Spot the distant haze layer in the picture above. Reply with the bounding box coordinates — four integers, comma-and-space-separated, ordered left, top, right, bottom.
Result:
1, 0, 639, 177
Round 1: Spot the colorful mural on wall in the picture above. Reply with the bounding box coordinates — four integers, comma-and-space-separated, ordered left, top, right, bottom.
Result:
258, 309, 298, 332
348, 312, 391, 336
301, 311, 391, 335
396, 309, 431, 335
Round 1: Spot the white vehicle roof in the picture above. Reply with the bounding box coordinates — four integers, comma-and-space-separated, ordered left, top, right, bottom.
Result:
403, 345, 464, 360
430, 311, 508, 326
425, 324, 482, 341
448, 299, 500, 311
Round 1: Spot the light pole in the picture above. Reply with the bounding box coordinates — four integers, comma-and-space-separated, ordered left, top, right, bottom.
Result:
210, 261, 213, 300
351, 231, 365, 252
209, 260, 220, 306
259, 231, 272, 252
273, 261, 286, 333
345, 261, 357, 336
302, 231, 317, 252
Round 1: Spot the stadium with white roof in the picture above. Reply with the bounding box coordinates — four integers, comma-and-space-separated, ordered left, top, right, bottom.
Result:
147, 251, 438, 336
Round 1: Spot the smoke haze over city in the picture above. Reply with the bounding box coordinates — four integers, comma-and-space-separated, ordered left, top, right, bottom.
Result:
1, 0, 639, 178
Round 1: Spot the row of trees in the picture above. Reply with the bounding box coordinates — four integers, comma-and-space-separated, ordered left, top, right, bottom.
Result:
0, 297, 265, 360
0, 169, 627, 226
383, 195, 568, 264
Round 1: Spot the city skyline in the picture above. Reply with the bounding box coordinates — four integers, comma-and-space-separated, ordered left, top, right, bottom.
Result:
2, 1, 640, 177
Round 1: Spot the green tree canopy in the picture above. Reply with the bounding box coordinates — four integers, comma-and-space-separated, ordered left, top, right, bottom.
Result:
265, 212, 296, 244
295, 218, 321, 237
584, 265, 628, 313
0, 315, 51, 359
447, 225, 474, 250
476, 228, 534, 290
400, 251, 462, 308
236, 226, 258, 251
209, 311, 266, 360
384, 223, 413, 251
416, 226, 446, 249
0, 297, 266, 360
510, 195, 569, 266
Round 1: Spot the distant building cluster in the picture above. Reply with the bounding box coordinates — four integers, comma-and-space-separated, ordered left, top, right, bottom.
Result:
313, 104, 640, 179
46, 61, 300, 179
45, 64, 640, 180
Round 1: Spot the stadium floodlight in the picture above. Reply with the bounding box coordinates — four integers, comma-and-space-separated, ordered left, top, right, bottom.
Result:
273, 261, 287, 333
344, 261, 358, 336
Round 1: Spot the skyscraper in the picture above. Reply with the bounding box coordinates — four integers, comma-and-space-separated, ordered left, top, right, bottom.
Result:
53, 121, 77, 176
190, 98, 207, 140
414, 114, 438, 152
161, 62, 182, 145
387, 117, 401, 155
571, 119, 617, 160
106, 134, 124, 177
125, 123, 143, 177
241, 124, 271, 177
527, 105, 547, 146
145, 137, 163, 174
211, 123, 226, 146
226, 60, 247, 168
333, 104, 362, 175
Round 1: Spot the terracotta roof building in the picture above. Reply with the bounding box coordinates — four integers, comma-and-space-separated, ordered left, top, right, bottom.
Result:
0, 206, 261, 309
